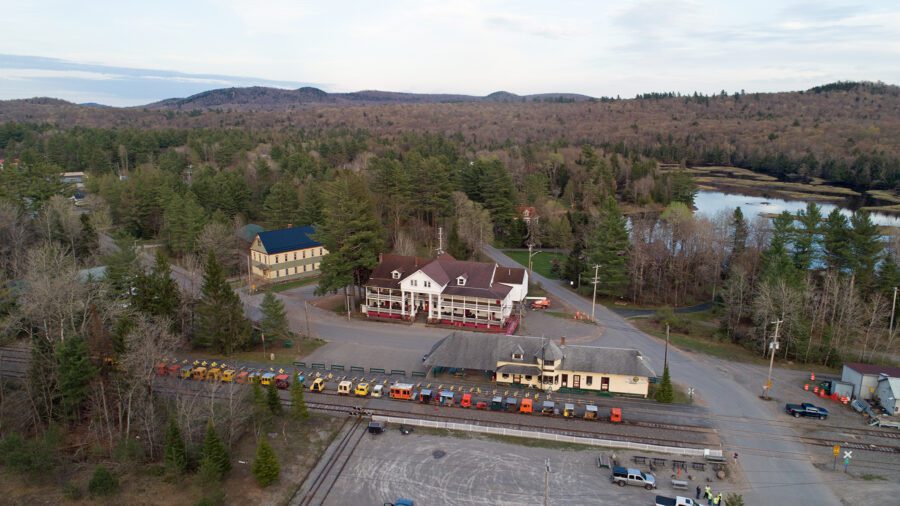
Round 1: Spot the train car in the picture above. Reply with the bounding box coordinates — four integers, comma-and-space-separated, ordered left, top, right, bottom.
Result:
207, 367, 222, 382
248, 371, 261, 384
584, 404, 599, 420
371, 384, 384, 398
337, 380, 353, 395
167, 364, 182, 377
221, 369, 236, 382
192, 367, 208, 381
505, 397, 518, 412
563, 403, 576, 418
440, 391, 454, 407
475, 400, 488, 410
296, 373, 306, 385
310, 377, 325, 392
610, 407, 622, 423
519, 398, 533, 414
390, 383, 414, 400
236, 371, 250, 384
460, 393, 472, 408
275, 374, 291, 389
261, 372, 276, 386
419, 389, 434, 403
541, 400, 555, 416
181, 367, 194, 379
355, 382, 370, 397
490, 396, 503, 411
155, 362, 168, 376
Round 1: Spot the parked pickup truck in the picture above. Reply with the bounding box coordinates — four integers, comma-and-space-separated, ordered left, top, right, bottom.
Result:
611, 466, 656, 490
785, 402, 829, 419
656, 496, 699, 506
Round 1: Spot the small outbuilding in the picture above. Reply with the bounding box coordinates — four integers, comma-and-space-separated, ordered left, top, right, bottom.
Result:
875, 376, 900, 415
841, 363, 900, 400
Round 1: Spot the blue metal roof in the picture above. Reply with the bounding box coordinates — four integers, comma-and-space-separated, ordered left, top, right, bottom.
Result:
256, 225, 320, 254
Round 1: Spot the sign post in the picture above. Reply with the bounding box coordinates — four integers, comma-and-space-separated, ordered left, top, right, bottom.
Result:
832, 444, 840, 471
842, 450, 852, 473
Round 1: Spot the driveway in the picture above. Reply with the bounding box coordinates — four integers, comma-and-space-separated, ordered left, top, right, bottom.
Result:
483, 244, 842, 506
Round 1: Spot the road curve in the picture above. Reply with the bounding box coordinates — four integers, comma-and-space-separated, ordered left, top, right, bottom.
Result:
484, 244, 841, 506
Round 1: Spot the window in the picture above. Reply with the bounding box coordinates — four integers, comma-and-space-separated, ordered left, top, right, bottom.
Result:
292, 252, 296, 260
410, 280, 418, 287
501, 373, 509, 379
512, 353, 523, 360
318, 248, 323, 256
457, 276, 466, 286
424, 281, 431, 288
525, 375, 532, 381
303, 250, 307, 259
586, 376, 593, 386
391, 270, 400, 279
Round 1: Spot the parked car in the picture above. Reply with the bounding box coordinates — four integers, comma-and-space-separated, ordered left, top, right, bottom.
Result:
611, 466, 656, 489
656, 496, 699, 506
785, 402, 829, 419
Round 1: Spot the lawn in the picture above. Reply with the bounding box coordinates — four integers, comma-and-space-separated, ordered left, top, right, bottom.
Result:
267, 275, 320, 293
200, 336, 327, 366
503, 250, 565, 279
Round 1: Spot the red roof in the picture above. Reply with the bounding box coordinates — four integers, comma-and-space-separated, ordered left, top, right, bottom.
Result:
844, 363, 900, 377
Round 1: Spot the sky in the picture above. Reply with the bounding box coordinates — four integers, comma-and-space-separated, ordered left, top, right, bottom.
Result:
1, 0, 898, 106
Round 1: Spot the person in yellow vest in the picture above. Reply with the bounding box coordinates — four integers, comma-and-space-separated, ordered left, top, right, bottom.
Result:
705, 485, 713, 505
713, 492, 722, 505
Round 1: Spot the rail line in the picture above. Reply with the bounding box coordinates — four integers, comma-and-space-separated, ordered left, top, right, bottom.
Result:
295, 417, 365, 506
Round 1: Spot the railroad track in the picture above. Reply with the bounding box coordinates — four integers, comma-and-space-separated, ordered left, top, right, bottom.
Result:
294, 417, 366, 506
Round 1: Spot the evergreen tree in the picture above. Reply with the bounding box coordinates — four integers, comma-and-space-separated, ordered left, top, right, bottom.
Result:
731, 207, 748, 256
849, 211, 882, 291
584, 197, 629, 297
195, 252, 251, 354
877, 253, 900, 296
266, 381, 283, 416
792, 202, 822, 270
762, 211, 799, 283
297, 182, 325, 226
251, 379, 272, 428
163, 417, 187, 474
163, 192, 206, 256
88, 465, 119, 496
263, 182, 299, 229
823, 209, 852, 272
259, 291, 289, 340
104, 235, 141, 296
563, 242, 587, 290
251, 439, 280, 487
291, 375, 309, 421
75, 213, 98, 261
316, 171, 385, 308
199, 420, 230, 482
56, 335, 97, 420
654, 364, 674, 403
134, 250, 181, 321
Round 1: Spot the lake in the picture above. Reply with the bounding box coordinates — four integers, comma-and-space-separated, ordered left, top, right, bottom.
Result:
694, 190, 900, 228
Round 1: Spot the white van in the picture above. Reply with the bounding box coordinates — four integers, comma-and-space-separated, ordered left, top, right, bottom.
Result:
371, 384, 384, 398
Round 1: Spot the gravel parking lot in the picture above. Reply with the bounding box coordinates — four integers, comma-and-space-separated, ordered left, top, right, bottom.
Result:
324, 429, 727, 506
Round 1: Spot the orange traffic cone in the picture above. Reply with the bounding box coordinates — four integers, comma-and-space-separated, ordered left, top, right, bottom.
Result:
810, 372, 816, 381
804, 384, 809, 391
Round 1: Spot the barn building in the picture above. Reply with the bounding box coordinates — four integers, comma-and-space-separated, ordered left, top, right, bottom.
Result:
841, 363, 900, 400
250, 225, 328, 283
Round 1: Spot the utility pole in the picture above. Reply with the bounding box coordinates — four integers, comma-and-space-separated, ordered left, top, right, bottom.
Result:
436, 226, 444, 256
664, 323, 670, 370
764, 319, 782, 399
590, 264, 600, 322
527, 242, 540, 280
543, 458, 551, 506
304, 301, 313, 338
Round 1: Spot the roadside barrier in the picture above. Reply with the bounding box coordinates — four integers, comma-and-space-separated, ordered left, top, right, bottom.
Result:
390, 369, 406, 376
330, 364, 344, 372
372, 415, 723, 458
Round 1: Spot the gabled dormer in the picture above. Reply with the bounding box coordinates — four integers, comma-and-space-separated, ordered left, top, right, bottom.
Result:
391, 270, 401, 280
456, 274, 468, 286
511, 344, 525, 361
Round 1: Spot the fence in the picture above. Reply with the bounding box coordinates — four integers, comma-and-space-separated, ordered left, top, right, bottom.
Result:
371, 415, 722, 458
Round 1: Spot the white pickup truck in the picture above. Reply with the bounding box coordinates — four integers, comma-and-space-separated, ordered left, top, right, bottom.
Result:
655, 496, 699, 506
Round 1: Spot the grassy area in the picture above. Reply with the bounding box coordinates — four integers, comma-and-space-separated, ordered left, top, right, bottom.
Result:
267, 275, 320, 293
201, 336, 327, 366
503, 250, 565, 279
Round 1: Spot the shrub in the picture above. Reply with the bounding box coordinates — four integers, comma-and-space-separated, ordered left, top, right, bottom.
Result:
251, 439, 280, 487
88, 465, 119, 496
62, 481, 83, 500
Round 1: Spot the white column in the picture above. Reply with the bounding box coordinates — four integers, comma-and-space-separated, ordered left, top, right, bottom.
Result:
401, 290, 406, 317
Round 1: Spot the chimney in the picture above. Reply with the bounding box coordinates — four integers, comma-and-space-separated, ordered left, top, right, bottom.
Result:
379, 253, 383, 262
560, 336, 566, 346
287, 223, 293, 228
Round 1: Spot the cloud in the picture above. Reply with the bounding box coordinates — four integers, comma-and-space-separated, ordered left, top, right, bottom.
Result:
484, 14, 576, 39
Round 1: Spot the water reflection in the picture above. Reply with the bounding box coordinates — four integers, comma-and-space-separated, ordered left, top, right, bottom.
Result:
694, 191, 900, 227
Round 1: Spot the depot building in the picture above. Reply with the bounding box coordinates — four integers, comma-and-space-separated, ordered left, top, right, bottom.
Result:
423, 331, 656, 397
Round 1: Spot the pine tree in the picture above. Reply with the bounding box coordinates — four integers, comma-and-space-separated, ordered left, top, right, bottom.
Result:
75, 213, 98, 261
163, 417, 187, 474
792, 202, 822, 270
446, 221, 470, 260
195, 252, 251, 354
163, 192, 206, 256
263, 182, 299, 229
104, 235, 140, 295
584, 197, 629, 297
56, 335, 97, 420
316, 171, 385, 308
251, 439, 280, 487
259, 291, 289, 340
731, 207, 748, 256
88, 465, 119, 496
849, 211, 882, 292
823, 209, 851, 272
267, 381, 283, 416
297, 183, 325, 226
135, 250, 181, 321
762, 211, 799, 284
877, 253, 900, 297
291, 375, 309, 421
654, 364, 674, 403
199, 420, 230, 482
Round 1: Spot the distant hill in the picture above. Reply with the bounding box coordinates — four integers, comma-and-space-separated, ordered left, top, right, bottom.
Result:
141, 86, 596, 110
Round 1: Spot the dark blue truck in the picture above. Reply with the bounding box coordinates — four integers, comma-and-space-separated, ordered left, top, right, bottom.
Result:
785, 402, 828, 419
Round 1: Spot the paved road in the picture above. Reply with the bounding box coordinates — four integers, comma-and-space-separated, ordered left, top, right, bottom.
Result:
484, 244, 841, 505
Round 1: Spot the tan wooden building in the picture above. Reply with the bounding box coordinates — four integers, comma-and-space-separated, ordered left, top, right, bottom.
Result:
250, 225, 328, 282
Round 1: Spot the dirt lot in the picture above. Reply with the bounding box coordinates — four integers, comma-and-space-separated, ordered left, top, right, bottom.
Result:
0, 414, 340, 506
325, 427, 738, 506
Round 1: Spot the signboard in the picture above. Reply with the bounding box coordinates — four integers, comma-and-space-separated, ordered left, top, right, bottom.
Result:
833, 444, 840, 456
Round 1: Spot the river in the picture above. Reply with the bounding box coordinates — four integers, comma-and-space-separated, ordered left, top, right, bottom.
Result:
694, 190, 900, 228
